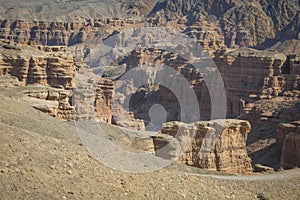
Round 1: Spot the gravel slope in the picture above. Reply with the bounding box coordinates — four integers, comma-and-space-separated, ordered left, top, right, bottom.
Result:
0, 86, 300, 200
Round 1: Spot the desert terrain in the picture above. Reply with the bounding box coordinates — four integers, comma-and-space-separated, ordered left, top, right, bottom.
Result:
0, 0, 300, 199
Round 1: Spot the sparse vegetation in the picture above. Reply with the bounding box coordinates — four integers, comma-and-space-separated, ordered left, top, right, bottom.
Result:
257, 192, 270, 200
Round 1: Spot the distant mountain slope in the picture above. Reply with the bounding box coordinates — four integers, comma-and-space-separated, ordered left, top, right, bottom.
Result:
148, 0, 300, 49
0, 0, 158, 21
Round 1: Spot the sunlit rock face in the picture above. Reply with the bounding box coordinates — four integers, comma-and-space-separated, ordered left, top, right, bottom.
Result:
153, 119, 253, 174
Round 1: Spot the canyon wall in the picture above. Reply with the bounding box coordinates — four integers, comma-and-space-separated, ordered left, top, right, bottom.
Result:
277, 121, 300, 170
214, 48, 299, 121
0, 41, 117, 125
153, 119, 253, 174
73, 77, 114, 123
0, 18, 143, 46
122, 46, 300, 170
24, 87, 74, 121
0, 40, 77, 89
125, 47, 300, 119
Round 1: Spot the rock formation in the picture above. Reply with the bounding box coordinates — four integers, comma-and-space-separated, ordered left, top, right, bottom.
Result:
0, 18, 144, 46
0, 41, 120, 125
24, 87, 74, 121
215, 48, 289, 117
243, 97, 300, 170
0, 0, 299, 175
123, 47, 299, 119
0, 40, 77, 89
277, 121, 300, 170
73, 77, 115, 123
153, 119, 253, 174
184, 21, 226, 56
148, 0, 299, 49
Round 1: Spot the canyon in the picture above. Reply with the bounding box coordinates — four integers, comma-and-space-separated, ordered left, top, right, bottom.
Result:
1, 35, 299, 172
0, 0, 298, 186
0, 0, 300, 199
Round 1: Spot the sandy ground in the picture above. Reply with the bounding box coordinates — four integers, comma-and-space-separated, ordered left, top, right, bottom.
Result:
0, 86, 300, 200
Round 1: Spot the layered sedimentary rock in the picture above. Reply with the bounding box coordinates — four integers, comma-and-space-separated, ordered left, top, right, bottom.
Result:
24, 87, 74, 121
123, 48, 214, 121
222, 49, 300, 170
215, 48, 300, 117
124, 47, 299, 120
243, 97, 300, 170
0, 18, 144, 46
277, 121, 300, 170
112, 76, 146, 130
153, 119, 253, 174
74, 74, 144, 130
0, 41, 118, 124
95, 79, 114, 123
74, 77, 114, 123
184, 21, 226, 56
112, 104, 145, 131
0, 40, 77, 89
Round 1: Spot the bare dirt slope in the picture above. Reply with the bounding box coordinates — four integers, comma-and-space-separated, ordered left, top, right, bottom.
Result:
0, 86, 300, 199
0, 0, 125, 21
0, 0, 158, 22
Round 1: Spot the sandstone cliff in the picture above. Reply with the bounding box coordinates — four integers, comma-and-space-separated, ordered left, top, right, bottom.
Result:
0, 17, 146, 47
0, 40, 77, 89
153, 119, 253, 174
24, 87, 74, 121
116, 46, 300, 170
0, 41, 119, 125
277, 121, 300, 170
215, 48, 288, 117
73, 76, 114, 123
123, 47, 300, 119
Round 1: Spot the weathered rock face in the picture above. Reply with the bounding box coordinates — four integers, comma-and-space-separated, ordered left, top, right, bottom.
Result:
111, 77, 146, 131
74, 74, 144, 129
0, 18, 144, 46
149, 0, 299, 48
123, 48, 214, 121
74, 77, 115, 123
24, 87, 74, 121
215, 48, 300, 120
243, 97, 300, 170
219, 49, 300, 170
153, 119, 253, 174
0, 40, 77, 89
220, 2, 275, 48
112, 104, 145, 131
0, 41, 117, 124
184, 21, 226, 56
95, 79, 114, 123
277, 121, 300, 170
124, 47, 299, 120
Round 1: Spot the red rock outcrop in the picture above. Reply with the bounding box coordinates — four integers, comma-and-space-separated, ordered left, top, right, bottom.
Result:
215, 48, 300, 118
124, 47, 299, 119
0, 40, 77, 89
153, 119, 253, 174
74, 77, 114, 123
0, 41, 118, 124
94, 79, 114, 123
184, 21, 226, 56
24, 87, 74, 121
277, 121, 300, 170
0, 18, 144, 46
112, 104, 145, 131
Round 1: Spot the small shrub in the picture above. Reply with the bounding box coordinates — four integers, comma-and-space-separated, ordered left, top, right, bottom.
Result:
257, 193, 270, 200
